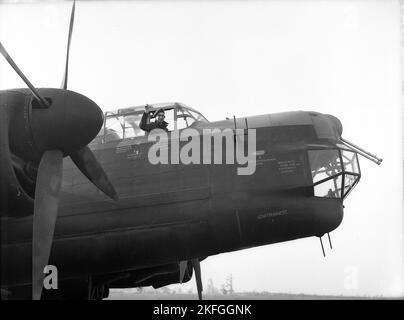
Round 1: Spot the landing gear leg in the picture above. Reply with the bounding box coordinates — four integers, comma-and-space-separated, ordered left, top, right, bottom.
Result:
87, 276, 109, 300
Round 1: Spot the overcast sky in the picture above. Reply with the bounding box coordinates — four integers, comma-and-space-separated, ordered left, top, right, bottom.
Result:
0, 0, 403, 297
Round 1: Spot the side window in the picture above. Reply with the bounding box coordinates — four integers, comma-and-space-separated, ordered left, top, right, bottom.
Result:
124, 114, 145, 138
188, 109, 205, 122
341, 150, 360, 198
177, 107, 196, 130
105, 115, 123, 142
313, 175, 343, 198
164, 109, 175, 131
308, 149, 342, 183
308, 149, 343, 198
308, 149, 360, 199
177, 115, 188, 130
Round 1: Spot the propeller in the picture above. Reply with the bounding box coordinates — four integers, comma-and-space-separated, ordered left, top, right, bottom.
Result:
0, 0, 118, 300
60, 0, 117, 202
0, 42, 49, 108
61, 0, 75, 90
0, 107, 11, 210
32, 150, 63, 300
179, 259, 203, 300
70, 146, 118, 201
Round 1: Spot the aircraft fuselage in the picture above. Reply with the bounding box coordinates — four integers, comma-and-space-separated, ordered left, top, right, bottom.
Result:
1, 110, 353, 294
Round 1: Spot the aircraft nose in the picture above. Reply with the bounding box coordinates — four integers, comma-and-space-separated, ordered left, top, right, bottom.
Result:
313, 198, 344, 235
30, 89, 104, 156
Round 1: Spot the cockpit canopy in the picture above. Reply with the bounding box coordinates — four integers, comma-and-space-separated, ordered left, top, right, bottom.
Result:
308, 146, 361, 200
95, 102, 209, 143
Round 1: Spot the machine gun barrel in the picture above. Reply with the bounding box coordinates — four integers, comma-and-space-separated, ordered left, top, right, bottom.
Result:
340, 137, 383, 165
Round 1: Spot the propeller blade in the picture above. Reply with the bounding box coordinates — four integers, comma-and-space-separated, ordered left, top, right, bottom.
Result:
0, 106, 10, 210
0, 42, 49, 108
61, 0, 76, 90
70, 146, 118, 201
32, 150, 63, 300
191, 259, 203, 300
179, 261, 188, 284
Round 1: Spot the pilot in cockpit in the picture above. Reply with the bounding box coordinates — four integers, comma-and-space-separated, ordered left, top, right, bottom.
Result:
140, 105, 169, 133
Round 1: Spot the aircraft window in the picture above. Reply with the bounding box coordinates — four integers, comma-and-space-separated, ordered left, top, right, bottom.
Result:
341, 150, 359, 174
313, 174, 343, 198
177, 108, 196, 130
343, 174, 359, 198
164, 108, 175, 131
105, 115, 124, 142
308, 149, 342, 184
188, 109, 207, 122
177, 116, 188, 130
308, 149, 361, 199
124, 114, 144, 138
99, 105, 207, 142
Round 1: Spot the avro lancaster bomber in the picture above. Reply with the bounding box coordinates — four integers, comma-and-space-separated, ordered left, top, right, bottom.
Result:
0, 1, 382, 300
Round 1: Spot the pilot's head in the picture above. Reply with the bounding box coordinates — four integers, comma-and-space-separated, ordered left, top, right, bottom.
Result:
155, 109, 165, 124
